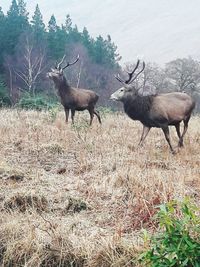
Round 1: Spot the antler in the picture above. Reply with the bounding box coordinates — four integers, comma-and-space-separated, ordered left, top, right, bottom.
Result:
62, 55, 80, 70
115, 60, 145, 84
129, 61, 145, 83
57, 55, 66, 70
115, 73, 126, 83
124, 59, 140, 84
115, 59, 140, 84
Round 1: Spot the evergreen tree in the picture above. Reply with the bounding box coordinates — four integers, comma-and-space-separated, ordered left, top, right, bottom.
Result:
104, 35, 121, 67
93, 35, 105, 64
0, 6, 4, 17
31, 4, 46, 44
48, 14, 57, 32
82, 27, 92, 51
92, 35, 120, 67
65, 14, 72, 33
47, 14, 63, 59
55, 26, 68, 58
18, 0, 29, 33
7, 0, 19, 17
64, 14, 76, 44
0, 7, 5, 29
64, 14, 81, 44
0, 75, 11, 106
0, 3, 121, 104
68, 24, 81, 43
18, 0, 29, 23
0, 7, 5, 70
4, 0, 29, 55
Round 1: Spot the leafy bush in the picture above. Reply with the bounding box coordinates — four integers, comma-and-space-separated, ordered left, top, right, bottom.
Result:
97, 106, 116, 117
0, 77, 11, 107
16, 92, 58, 111
48, 105, 62, 122
139, 198, 200, 266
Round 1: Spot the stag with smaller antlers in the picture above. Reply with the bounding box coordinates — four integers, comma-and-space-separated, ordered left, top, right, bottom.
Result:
47, 55, 101, 125
110, 60, 195, 154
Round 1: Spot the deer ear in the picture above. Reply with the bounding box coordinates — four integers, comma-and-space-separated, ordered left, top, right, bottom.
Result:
51, 68, 54, 72
125, 85, 134, 92
59, 69, 63, 74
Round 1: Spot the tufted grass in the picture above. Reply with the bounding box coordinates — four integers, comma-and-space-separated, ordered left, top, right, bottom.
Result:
0, 109, 199, 266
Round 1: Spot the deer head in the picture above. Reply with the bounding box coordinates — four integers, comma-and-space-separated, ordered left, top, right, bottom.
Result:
110, 60, 145, 102
47, 55, 79, 83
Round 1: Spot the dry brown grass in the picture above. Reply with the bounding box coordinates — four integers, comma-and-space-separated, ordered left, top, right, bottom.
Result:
0, 108, 199, 266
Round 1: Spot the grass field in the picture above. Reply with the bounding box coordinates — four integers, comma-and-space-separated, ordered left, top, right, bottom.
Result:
0, 109, 199, 266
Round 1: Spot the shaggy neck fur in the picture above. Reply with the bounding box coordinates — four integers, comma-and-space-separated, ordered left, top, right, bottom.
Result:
54, 75, 71, 96
123, 95, 155, 125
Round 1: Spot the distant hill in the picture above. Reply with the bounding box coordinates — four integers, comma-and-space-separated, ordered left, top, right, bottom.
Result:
1, 0, 200, 64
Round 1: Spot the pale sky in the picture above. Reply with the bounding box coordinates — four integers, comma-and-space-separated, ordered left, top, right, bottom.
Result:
1, 0, 200, 65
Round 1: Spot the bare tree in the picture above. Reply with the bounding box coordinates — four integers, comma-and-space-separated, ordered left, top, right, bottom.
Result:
165, 57, 200, 93
62, 43, 119, 106
124, 61, 161, 95
13, 33, 47, 95
4, 55, 20, 104
142, 62, 169, 93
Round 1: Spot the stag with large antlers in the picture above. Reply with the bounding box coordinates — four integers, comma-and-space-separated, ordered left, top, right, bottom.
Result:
47, 55, 101, 125
110, 60, 195, 153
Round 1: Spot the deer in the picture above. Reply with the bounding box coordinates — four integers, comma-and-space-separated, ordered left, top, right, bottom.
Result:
110, 60, 195, 154
47, 55, 101, 125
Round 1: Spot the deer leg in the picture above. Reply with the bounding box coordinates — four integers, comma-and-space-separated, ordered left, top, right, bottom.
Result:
138, 126, 151, 147
179, 116, 190, 146
64, 108, 69, 123
71, 109, 75, 124
162, 126, 175, 154
88, 108, 94, 126
175, 123, 183, 147
93, 109, 102, 124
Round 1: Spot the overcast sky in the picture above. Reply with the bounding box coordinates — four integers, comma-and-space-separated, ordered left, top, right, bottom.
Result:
1, 0, 200, 65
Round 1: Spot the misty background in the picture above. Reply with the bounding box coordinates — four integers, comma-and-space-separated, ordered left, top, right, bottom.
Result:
1, 0, 200, 64
0, 0, 200, 111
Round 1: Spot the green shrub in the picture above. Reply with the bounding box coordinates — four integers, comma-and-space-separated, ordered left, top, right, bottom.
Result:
48, 105, 62, 122
97, 106, 115, 117
16, 92, 58, 111
139, 198, 200, 266
0, 77, 11, 107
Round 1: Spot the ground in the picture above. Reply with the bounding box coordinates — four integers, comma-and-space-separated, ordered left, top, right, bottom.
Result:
0, 109, 199, 266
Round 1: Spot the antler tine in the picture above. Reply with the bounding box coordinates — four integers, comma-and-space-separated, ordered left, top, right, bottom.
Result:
57, 55, 66, 70
124, 59, 140, 84
130, 61, 145, 83
55, 60, 58, 69
62, 55, 80, 70
114, 74, 126, 83
114, 60, 140, 84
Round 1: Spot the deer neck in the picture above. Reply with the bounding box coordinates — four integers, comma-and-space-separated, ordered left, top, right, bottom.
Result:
55, 76, 71, 96
123, 95, 154, 121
